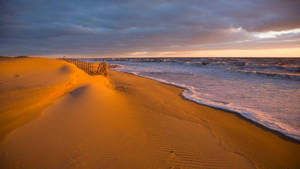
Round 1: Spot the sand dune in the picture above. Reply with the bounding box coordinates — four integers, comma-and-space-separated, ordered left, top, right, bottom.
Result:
0, 58, 299, 169
0, 58, 84, 140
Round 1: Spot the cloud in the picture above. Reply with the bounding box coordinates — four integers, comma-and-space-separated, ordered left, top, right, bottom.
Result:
0, 0, 299, 57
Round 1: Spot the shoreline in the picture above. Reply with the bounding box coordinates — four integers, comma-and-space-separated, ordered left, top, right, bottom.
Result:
109, 70, 300, 168
184, 95, 300, 144
1, 58, 300, 169
117, 70, 300, 144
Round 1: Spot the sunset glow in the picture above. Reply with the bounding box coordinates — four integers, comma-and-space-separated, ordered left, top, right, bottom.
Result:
1, 1, 300, 169
1, 0, 300, 57
254, 28, 300, 39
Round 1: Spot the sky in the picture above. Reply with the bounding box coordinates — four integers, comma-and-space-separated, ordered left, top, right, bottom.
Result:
1, 0, 300, 58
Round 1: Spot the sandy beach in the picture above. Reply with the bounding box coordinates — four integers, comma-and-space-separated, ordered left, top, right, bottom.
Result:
0, 57, 299, 169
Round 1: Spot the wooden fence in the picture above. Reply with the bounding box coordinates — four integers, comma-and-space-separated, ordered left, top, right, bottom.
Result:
61, 59, 109, 76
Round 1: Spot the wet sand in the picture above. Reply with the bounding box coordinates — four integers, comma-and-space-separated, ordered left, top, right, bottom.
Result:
0, 58, 299, 169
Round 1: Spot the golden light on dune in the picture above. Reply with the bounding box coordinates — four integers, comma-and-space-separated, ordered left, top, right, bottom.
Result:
1, 1, 300, 169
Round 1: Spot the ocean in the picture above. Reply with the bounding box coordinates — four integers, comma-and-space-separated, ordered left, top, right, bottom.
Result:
88, 57, 300, 140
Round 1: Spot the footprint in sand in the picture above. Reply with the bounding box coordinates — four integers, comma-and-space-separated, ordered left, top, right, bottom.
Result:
166, 150, 180, 169
62, 145, 88, 169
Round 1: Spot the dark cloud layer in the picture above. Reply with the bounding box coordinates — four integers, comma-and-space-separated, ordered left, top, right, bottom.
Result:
1, 0, 300, 56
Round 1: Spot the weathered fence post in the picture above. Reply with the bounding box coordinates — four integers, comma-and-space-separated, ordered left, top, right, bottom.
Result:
103, 62, 108, 76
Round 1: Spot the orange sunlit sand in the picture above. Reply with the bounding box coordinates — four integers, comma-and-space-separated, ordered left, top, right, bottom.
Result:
0, 57, 300, 169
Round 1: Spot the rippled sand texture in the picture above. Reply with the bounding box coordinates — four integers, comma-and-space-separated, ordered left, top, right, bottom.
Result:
0, 58, 299, 169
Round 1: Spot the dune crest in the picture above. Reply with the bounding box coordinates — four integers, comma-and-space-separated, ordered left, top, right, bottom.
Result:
0, 58, 299, 169
0, 58, 91, 140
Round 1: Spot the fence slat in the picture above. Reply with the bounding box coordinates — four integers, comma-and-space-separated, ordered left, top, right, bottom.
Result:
60, 58, 108, 76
